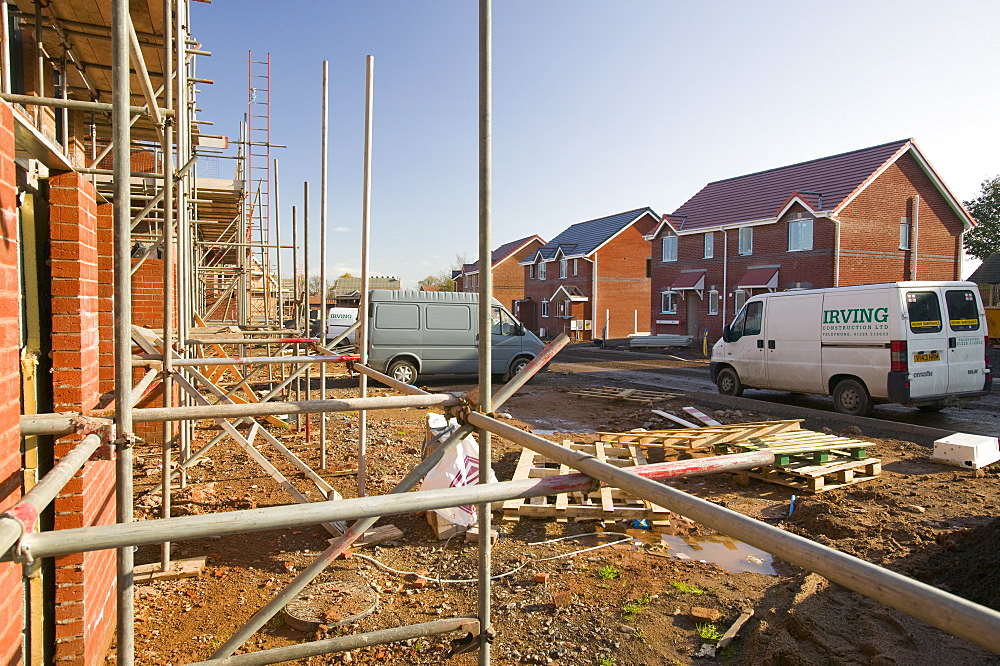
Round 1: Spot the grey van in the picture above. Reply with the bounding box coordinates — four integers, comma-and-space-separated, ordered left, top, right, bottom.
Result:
367, 289, 546, 384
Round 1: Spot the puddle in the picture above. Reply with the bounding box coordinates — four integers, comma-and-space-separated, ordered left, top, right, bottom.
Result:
642, 532, 777, 575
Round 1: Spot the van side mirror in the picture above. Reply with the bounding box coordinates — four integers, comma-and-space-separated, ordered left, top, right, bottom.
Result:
515, 323, 525, 336
722, 324, 731, 343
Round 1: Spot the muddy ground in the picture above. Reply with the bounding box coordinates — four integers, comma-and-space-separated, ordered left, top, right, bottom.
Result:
117, 352, 1000, 665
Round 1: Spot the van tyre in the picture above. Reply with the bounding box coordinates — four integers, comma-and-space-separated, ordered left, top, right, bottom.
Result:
833, 379, 872, 416
504, 357, 531, 382
388, 359, 418, 385
716, 367, 743, 397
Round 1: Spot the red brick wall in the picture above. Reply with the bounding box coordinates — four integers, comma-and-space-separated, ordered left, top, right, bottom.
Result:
48, 171, 117, 666
96, 205, 114, 395
0, 101, 25, 666
839, 152, 964, 284
523, 251, 595, 340
594, 214, 657, 339
492, 238, 544, 311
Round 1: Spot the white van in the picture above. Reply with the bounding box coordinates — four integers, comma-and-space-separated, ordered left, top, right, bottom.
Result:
326, 307, 358, 345
367, 290, 546, 384
710, 282, 992, 415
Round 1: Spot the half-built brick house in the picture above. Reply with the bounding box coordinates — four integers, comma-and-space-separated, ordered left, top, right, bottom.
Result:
646, 139, 974, 340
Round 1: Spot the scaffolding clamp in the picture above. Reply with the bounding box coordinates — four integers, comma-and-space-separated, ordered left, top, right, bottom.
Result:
446, 622, 491, 658
1, 503, 39, 564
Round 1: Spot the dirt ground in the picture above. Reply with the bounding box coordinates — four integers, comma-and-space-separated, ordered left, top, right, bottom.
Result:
117, 356, 1000, 666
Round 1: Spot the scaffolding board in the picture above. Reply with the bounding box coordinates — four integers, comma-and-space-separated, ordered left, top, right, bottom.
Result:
598, 419, 804, 451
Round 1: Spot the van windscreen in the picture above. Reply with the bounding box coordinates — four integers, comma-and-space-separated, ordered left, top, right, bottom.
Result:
944, 290, 981, 331
905, 291, 942, 333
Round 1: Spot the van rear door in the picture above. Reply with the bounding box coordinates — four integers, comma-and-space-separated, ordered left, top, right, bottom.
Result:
943, 287, 987, 393
903, 289, 948, 397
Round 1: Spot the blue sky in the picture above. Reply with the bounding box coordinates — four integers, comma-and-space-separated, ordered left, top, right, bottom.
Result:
190, 1, 1000, 287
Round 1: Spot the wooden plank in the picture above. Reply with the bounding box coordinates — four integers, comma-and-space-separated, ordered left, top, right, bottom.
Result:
746, 459, 881, 493
651, 409, 700, 429
501, 447, 536, 518
330, 524, 404, 549
681, 406, 722, 426
134, 556, 207, 583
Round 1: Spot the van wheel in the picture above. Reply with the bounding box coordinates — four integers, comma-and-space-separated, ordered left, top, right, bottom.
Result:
716, 367, 743, 397
833, 379, 872, 416
503, 357, 531, 382
387, 359, 418, 385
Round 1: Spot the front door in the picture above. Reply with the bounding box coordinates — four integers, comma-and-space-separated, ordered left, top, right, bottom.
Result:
686, 294, 701, 337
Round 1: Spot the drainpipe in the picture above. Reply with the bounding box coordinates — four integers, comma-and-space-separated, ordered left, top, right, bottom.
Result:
910, 195, 919, 281
832, 216, 841, 288
721, 228, 729, 325
590, 254, 598, 339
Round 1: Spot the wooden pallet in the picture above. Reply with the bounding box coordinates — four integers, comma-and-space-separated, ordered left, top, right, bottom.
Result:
569, 386, 680, 404
599, 419, 804, 451
716, 430, 871, 464
745, 457, 882, 493
502, 441, 670, 522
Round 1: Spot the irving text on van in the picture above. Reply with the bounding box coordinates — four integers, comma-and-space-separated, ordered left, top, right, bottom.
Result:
366, 289, 546, 384
710, 282, 992, 415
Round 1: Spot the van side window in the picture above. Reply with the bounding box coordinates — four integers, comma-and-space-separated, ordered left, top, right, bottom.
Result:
944, 290, 981, 331
905, 291, 943, 333
744, 301, 763, 336
375, 303, 420, 330
491, 306, 518, 336
426, 305, 471, 330
729, 307, 747, 340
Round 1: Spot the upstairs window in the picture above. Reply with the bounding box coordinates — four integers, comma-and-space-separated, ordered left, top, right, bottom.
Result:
900, 217, 911, 250
788, 214, 813, 251
538, 261, 547, 280
662, 235, 678, 262
560, 258, 568, 278
738, 227, 753, 255
528, 264, 535, 279
704, 232, 714, 259
572, 258, 578, 275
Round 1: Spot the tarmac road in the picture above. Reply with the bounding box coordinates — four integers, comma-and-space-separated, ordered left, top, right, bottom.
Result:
550, 342, 1000, 440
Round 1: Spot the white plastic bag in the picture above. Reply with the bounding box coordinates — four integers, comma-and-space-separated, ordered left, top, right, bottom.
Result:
419, 414, 497, 526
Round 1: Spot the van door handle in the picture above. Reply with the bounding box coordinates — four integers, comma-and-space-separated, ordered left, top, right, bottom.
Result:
948, 337, 956, 348
757, 340, 764, 349
768, 340, 776, 349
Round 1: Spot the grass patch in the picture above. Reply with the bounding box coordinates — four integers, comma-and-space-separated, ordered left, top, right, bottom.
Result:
596, 658, 615, 666
597, 564, 622, 580
695, 623, 724, 641
621, 593, 653, 621
669, 580, 706, 594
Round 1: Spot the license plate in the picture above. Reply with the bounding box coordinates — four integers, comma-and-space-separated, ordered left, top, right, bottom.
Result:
913, 352, 940, 362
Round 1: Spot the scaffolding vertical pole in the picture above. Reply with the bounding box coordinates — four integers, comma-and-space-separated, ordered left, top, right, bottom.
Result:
319, 61, 329, 469
160, 0, 175, 572
112, 0, 135, 663
477, 1, 493, 662
358, 55, 374, 497
274, 159, 283, 328
303, 182, 311, 441
176, 0, 191, 489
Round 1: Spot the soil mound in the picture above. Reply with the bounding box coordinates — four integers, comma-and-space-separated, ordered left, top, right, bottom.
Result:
928, 517, 1000, 611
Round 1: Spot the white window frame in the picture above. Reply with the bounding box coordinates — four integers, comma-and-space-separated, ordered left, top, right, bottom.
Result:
661, 235, 678, 262
541, 299, 549, 317
572, 258, 578, 275
900, 217, 911, 250
738, 227, 753, 256
704, 232, 714, 259
660, 290, 678, 314
708, 289, 719, 315
787, 214, 813, 252
559, 258, 568, 279
733, 289, 747, 313
538, 261, 547, 280
528, 264, 535, 279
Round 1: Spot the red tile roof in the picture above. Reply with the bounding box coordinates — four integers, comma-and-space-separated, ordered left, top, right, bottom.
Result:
669, 139, 912, 231
461, 235, 544, 274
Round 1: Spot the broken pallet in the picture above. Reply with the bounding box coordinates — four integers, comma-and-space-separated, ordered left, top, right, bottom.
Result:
569, 386, 680, 404
598, 419, 804, 451
502, 440, 670, 522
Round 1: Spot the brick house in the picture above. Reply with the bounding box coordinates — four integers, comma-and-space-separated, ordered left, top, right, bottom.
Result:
452, 235, 545, 310
646, 139, 974, 340
517, 208, 658, 341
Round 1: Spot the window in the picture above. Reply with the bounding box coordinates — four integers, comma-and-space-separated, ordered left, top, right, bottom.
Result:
572, 259, 578, 275
560, 258, 568, 278
538, 261, 547, 280
427, 305, 471, 330
704, 232, 714, 259
729, 300, 763, 341
491, 306, 519, 336
708, 289, 719, 315
541, 300, 549, 317
660, 290, 678, 314
905, 291, 942, 334
788, 214, 813, 251
528, 264, 535, 279
556, 301, 564, 316
900, 217, 911, 250
733, 289, 747, 313
738, 227, 753, 255
374, 304, 419, 329
662, 235, 678, 262
945, 290, 981, 331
